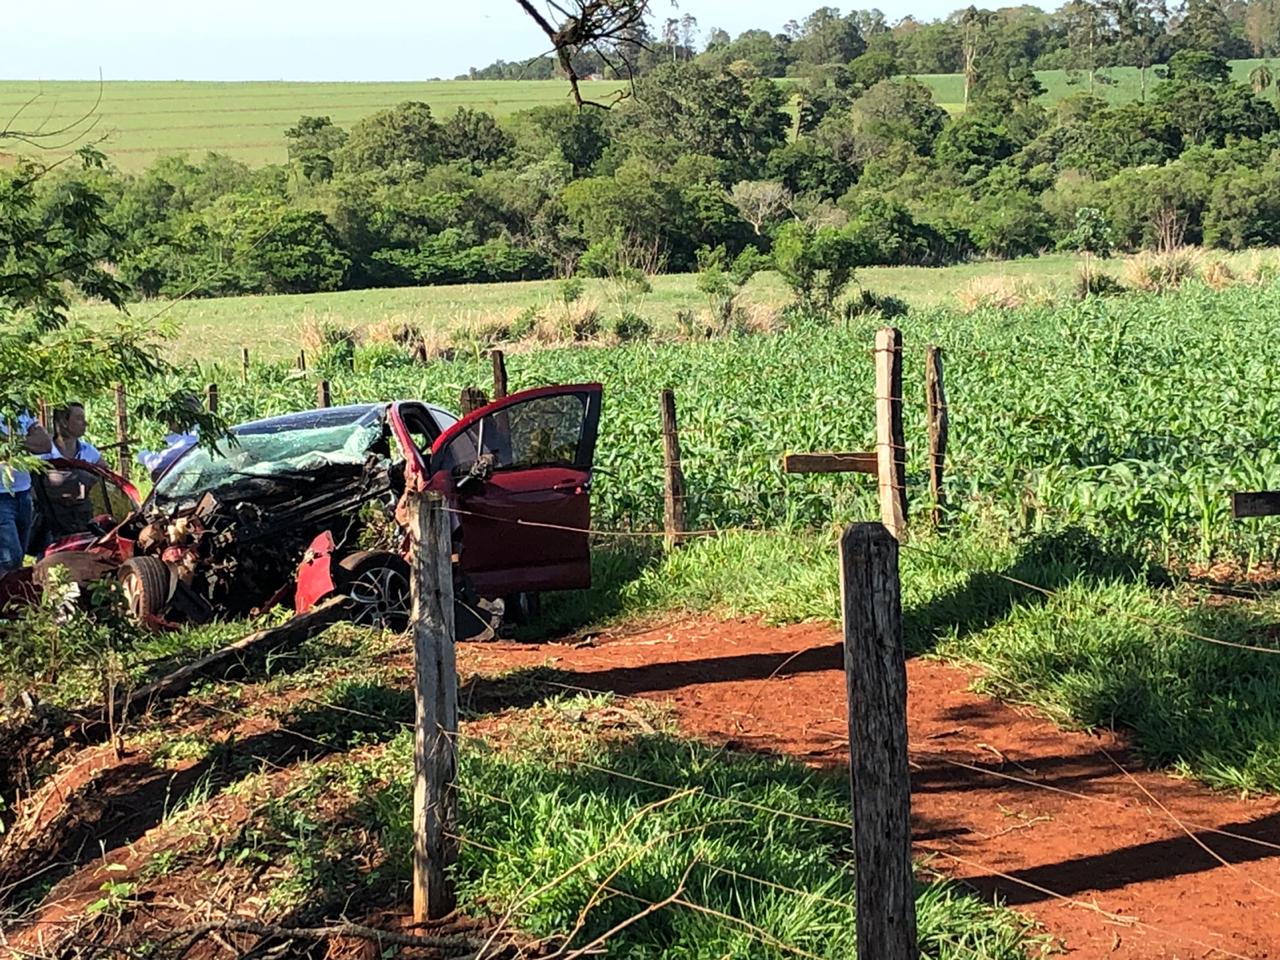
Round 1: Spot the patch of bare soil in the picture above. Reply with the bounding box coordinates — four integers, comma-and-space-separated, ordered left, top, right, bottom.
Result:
461, 618, 1280, 960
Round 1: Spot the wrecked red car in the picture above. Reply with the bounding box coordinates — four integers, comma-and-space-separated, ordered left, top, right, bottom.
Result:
15, 384, 602, 633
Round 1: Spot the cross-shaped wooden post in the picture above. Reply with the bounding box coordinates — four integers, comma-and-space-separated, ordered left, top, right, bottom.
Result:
782, 327, 908, 540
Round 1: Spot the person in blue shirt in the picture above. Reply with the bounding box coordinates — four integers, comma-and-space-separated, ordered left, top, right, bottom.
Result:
137, 393, 201, 481
1, 413, 53, 573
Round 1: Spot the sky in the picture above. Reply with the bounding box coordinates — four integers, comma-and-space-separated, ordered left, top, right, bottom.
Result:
1, 0, 965, 82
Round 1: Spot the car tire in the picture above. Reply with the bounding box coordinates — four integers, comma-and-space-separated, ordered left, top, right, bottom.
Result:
338, 551, 412, 632
119, 556, 172, 622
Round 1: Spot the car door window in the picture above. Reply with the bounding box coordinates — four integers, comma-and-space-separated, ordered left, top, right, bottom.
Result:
397, 404, 445, 459
438, 393, 591, 478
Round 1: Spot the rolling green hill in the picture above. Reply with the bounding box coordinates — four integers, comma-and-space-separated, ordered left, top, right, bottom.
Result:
1, 60, 1271, 171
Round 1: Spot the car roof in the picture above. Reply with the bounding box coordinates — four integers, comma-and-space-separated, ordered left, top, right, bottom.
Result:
232, 401, 456, 436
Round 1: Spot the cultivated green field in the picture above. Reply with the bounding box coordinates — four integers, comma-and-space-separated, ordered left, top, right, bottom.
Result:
922, 57, 1270, 112
2, 59, 1271, 170
0, 78, 631, 171
74, 249, 1279, 364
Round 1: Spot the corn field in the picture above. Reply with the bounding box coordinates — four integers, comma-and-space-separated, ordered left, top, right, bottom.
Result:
120, 281, 1280, 565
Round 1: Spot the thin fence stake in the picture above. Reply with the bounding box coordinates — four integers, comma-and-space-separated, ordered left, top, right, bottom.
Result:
241, 346, 250, 383
841, 522, 918, 960
411, 490, 458, 922
317, 379, 332, 409
925, 345, 948, 526
113, 384, 130, 482
298, 349, 307, 372
875, 327, 907, 539
206, 383, 219, 414
660, 388, 685, 551
491, 349, 508, 400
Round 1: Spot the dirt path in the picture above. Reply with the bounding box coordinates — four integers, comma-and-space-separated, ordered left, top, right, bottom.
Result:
462, 618, 1280, 960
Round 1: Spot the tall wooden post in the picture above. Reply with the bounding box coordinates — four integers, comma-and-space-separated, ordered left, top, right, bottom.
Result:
241, 346, 250, 383
113, 384, 130, 482
206, 383, 219, 414
660, 389, 686, 550
875, 327, 907, 539
925, 346, 948, 526
840, 522, 918, 960
410, 491, 458, 922
316, 379, 332, 408
459, 386, 488, 416
491, 349, 508, 400
297, 349, 307, 372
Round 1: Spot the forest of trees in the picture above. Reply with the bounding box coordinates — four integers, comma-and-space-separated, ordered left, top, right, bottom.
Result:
20, 1, 1280, 299
468, 0, 1280, 80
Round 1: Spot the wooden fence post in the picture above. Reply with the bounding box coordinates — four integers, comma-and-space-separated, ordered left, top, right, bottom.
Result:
113, 384, 130, 482
410, 490, 459, 922
660, 389, 685, 550
316, 379, 332, 409
459, 386, 488, 416
840, 522, 918, 960
37, 400, 49, 430
875, 327, 907, 540
491, 349, 508, 400
297, 349, 307, 372
241, 346, 250, 383
925, 346, 948, 526
206, 383, 219, 414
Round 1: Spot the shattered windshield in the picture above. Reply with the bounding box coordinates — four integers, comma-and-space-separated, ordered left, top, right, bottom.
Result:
154, 406, 385, 504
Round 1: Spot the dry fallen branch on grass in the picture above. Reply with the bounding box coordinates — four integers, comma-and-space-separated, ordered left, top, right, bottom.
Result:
153, 917, 494, 959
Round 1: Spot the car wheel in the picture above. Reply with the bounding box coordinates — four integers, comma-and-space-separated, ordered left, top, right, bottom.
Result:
338, 551, 412, 632
119, 556, 172, 622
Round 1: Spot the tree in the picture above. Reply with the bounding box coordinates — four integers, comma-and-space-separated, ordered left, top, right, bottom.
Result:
510, 104, 610, 176
439, 108, 516, 169
791, 7, 868, 68
839, 79, 952, 161
1250, 61, 1275, 94
728, 180, 793, 234
1068, 206, 1114, 289
610, 63, 789, 181
0, 150, 219, 459
1061, 0, 1114, 94
1102, 0, 1167, 99
514, 0, 649, 106
284, 116, 348, 182
959, 6, 995, 107
1179, 0, 1234, 56
1203, 165, 1280, 247
335, 102, 445, 176
772, 220, 861, 309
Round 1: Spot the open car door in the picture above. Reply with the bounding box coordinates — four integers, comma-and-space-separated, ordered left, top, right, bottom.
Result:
426, 383, 602, 596
33, 458, 141, 555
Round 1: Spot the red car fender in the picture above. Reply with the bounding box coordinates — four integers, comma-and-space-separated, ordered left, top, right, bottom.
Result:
295, 530, 338, 615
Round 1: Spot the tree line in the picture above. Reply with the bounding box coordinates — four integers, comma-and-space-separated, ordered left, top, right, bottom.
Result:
468, 1, 1280, 83
14, 23, 1280, 300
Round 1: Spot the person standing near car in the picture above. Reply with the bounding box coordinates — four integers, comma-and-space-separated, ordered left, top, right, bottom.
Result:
44, 403, 103, 465
137, 391, 201, 481
0, 413, 53, 573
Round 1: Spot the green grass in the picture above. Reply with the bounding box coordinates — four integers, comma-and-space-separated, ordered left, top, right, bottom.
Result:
920, 58, 1273, 112
239, 690, 1042, 957
2, 60, 1273, 170
72, 250, 1279, 365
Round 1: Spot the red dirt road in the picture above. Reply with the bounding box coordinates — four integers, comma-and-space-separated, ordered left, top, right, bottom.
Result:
461, 618, 1280, 959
